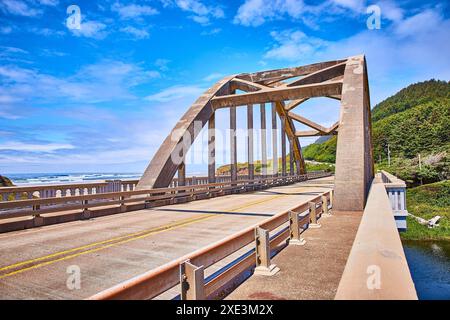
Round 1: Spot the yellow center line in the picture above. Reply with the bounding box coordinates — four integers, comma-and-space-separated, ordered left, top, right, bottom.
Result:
0, 192, 288, 279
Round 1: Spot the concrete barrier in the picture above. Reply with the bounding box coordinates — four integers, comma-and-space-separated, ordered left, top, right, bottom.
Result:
335, 174, 417, 300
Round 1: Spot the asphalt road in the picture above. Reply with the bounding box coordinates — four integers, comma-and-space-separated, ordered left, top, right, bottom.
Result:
0, 177, 333, 299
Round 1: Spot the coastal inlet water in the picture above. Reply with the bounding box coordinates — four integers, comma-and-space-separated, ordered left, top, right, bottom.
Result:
403, 240, 450, 299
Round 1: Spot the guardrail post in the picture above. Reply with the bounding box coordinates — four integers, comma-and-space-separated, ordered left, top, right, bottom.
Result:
82, 200, 91, 219
120, 196, 126, 212
309, 201, 321, 228
321, 195, 331, 216
180, 260, 205, 300
329, 190, 334, 208
254, 227, 280, 276
289, 211, 306, 245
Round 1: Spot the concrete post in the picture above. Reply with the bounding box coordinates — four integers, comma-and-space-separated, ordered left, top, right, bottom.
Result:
254, 227, 280, 276
180, 260, 205, 300
230, 106, 237, 183
271, 103, 278, 176
260, 103, 267, 177
322, 195, 330, 216
309, 201, 321, 228
289, 138, 294, 176
247, 104, 254, 181
281, 115, 287, 176
289, 211, 306, 245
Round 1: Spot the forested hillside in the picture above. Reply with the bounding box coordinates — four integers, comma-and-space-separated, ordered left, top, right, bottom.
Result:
302, 79, 449, 185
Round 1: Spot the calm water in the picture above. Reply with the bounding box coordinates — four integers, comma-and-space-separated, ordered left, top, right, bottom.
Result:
403, 240, 450, 299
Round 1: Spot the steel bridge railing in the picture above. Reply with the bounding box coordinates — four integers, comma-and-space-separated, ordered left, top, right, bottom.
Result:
0, 171, 332, 233
88, 189, 333, 300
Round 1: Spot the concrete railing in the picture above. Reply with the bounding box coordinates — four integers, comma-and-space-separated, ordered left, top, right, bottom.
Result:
0, 179, 139, 202
335, 173, 417, 300
88, 190, 333, 300
380, 170, 408, 230
0, 171, 332, 233
0, 171, 330, 202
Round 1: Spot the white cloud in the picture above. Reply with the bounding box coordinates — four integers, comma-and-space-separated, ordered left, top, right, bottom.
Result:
330, 0, 365, 13
264, 30, 329, 61
376, 0, 403, 22
120, 26, 150, 39
0, 26, 13, 34
0, 0, 42, 17
394, 9, 441, 37
233, 0, 403, 27
0, 61, 161, 111
111, 2, 159, 19
37, 0, 59, 6
261, 6, 450, 105
175, 0, 224, 24
0, 142, 75, 153
71, 20, 108, 39
154, 58, 170, 71
30, 27, 65, 37
145, 85, 205, 102
202, 72, 223, 81
201, 28, 221, 36
234, 0, 305, 26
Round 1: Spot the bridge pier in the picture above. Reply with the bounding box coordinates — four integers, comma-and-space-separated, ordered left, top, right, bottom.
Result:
281, 114, 287, 176
230, 106, 237, 183
247, 104, 254, 180
208, 113, 215, 183
271, 103, 278, 176
260, 103, 267, 177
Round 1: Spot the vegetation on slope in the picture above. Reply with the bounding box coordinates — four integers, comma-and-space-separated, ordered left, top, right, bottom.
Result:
302, 79, 450, 185
302, 136, 337, 163
401, 180, 450, 241
371, 79, 450, 122
215, 155, 335, 176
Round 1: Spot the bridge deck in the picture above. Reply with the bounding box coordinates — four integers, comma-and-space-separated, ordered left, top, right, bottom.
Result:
226, 209, 362, 300
0, 177, 332, 299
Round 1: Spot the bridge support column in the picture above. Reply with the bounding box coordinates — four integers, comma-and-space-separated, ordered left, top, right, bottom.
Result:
322, 195, 330, 216
281, 115, 287, 176
260, 103, 267, 177
289, 138, 294, 176
247, 104, 254, 181
289, 211, 306, 245
334, 55, 374, 212
271, 103, 278, 176
230, 106, 237, 183
178, 162, 186, 186
254, 227, 280, 276
309, 201, 321, 228
208, 113, 216, 183
180, 260, 205, 300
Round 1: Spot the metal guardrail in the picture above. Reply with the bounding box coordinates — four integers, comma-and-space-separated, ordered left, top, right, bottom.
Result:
0, 172, 330, 219
380, 170, 408, 230
88, 190, 333, 300
0, 171, 330, 202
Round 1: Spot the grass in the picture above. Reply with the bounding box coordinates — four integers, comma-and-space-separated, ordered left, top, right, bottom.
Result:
401, 180, 450, 240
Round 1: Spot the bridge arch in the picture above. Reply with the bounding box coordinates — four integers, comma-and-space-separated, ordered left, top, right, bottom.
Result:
136, 55, 374, 211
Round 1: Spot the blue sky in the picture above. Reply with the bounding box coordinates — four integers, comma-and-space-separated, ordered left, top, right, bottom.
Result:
0, 0, 449, 174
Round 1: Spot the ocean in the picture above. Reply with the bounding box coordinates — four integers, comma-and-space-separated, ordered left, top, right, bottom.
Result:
5, 173, 143, 185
